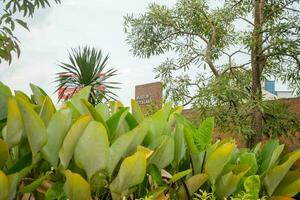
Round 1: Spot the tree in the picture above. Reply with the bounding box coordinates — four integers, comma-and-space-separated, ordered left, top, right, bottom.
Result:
124, 0, 300, 147
0, 0, 60, 64
55, 46, 119, 105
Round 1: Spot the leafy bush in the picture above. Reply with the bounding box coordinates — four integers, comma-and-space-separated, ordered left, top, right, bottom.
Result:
0, 82, 299, 200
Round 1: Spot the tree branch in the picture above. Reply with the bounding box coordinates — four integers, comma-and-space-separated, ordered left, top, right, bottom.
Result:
238, 17, 254, 26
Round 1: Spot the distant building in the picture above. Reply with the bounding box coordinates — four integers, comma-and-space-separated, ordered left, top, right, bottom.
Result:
262, 80, 294, 100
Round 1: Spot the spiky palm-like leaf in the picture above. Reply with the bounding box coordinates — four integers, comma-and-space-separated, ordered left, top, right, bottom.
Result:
55, 46, 119, 105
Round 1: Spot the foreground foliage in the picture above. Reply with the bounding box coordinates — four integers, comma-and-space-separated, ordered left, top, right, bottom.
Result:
0, 82, 299, 199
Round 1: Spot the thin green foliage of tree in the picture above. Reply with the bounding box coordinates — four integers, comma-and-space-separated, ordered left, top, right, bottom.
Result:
124, 0, 300, 147
0, 0, 61, 64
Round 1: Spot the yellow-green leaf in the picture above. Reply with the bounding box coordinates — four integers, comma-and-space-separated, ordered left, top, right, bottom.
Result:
178, 173, 208, 199
74, 121, 109, 179
216, 165, 250, 198
148, 135, 175, 169
0, 171, 8, 200
273, 171, 300, 197
7, 173, 20, 200
0, 139, 9, 167
108, 119, 150, 176
204, 142, 236, 183
5, 97, 23, 148
264, 149, 300, 196
42, 109, 72, 168
64, 170, 91, 200
110, 150, 147, 200
39, 96, 56, 126
131, 99, 144, 123
59, 115, 91, 168
69, 86, 91, 114
95, 103, 111, 121
169, 169, 192, 183
16, 96, 47, 156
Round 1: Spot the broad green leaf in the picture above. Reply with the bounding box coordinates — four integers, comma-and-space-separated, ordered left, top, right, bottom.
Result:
273, 171, 300, 197
175, 114, 198, 153
173, 124, 186, 166
108, 119, 150, 176
125, 112, 139, 129
14, 91, 32, 103
64, 170, 91, 200
106, 107, 129, 140
6, 153, 31, 174
74, 121, 109, 179
194, 117, 214, 151
30, 83, 48, 105
30, 83, 50, 104
59, 115, 91, 168
244, 175, 260, 200
7, 173, 20, 200
80, 99, 108, 129
69, 86, 91, 114
260, 144, 284, 175
149, 135, 175, 169
109, 101, 124, 114
251, 142, 261, 155
216, 165, 250, 198
95, 103, 111, 121
148, 164, 162, 185
45, 182, 67, 200
178, 173, 208, 199
39, 96, 56, 126
239, 152, 258, 175
110, 150, 147, 200
0, 171, 8, 200
131, 99, 144, 123
205, 142, 236, 183
42, 109, 72, 168
65, 101, 81, 119
20, 172, 51, 194
169, 169, 192, 183
0, 139, 9, 167
183, 125, 199, 154
0, 82, 12, 121
16, 96, 47, 156
264, 149, 300, 196
168, 106, 183, 127
259, 139, 280, 174
5, 97, 23, 148
144, 102, 173, 146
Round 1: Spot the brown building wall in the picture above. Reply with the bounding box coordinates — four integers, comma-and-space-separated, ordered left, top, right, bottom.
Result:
135, 82, 163, 110
182, 97, 300, 166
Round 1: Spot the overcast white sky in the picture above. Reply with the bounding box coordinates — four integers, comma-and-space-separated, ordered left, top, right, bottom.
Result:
0, 0, 178, 106
0, 0, 290, 106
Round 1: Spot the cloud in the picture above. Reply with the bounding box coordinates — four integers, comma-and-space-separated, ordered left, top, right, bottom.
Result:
0, 0, 177, 106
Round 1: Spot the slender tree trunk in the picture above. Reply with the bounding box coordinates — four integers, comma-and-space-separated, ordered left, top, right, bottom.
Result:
248, 0, 266, 148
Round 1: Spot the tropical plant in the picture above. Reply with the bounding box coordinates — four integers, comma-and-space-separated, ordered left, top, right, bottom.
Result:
0, 82, 299, 200
55, 46, 119, 105
124, 0, 300, 147
0, 0, 61, 64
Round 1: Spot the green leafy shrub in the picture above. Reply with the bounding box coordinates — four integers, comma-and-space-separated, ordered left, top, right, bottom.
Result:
0, 82, 299, 200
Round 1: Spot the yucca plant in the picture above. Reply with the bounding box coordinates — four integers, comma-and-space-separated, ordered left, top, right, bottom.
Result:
55, 46, 119, 105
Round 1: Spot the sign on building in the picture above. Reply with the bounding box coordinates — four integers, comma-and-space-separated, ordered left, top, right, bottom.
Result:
135, 82, 162, 109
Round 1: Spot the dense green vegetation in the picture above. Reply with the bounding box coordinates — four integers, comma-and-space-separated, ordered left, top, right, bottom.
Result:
0, 82, 299, 199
